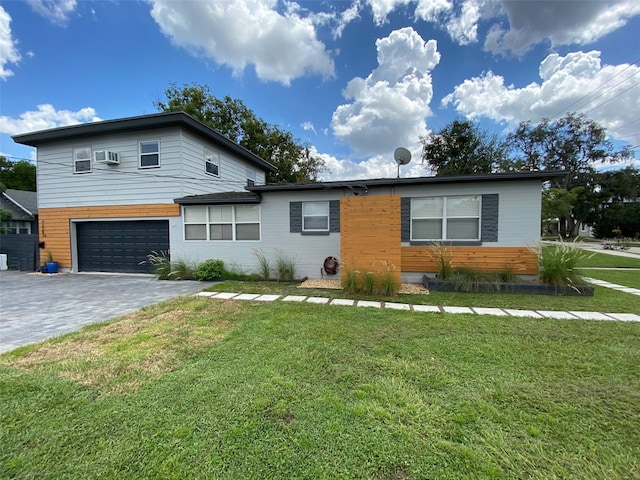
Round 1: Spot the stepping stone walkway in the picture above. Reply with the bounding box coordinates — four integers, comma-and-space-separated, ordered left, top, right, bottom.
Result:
195, 292, 640, 323
582, 277, 640, 296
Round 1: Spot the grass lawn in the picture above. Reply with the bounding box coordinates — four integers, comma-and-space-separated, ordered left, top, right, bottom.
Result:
579, 269, 640, 289
574, 250, 640, 268
1, 297, 639, 479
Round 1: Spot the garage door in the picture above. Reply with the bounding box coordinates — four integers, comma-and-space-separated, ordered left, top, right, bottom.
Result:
77, 220, 169, 273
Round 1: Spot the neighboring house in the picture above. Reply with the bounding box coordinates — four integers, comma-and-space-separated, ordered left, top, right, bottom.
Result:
0, 189, 38, 234
0, 189, 39, 270
13, 111, 560, 280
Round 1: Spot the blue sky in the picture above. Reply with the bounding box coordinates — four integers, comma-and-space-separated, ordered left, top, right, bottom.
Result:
1, 0, 639, 180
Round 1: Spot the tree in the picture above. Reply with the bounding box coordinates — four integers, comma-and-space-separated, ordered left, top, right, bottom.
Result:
507, 113, 632, 236
420, 119, 508, 175
155, 83, 326, 183
0, 156, 37, 191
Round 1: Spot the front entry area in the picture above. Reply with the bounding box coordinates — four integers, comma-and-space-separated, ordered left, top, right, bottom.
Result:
76, 220, 169, 273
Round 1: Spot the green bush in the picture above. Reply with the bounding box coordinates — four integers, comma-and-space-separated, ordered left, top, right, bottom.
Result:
538, 241, 591, 288
274, 250, 297, 282
252, 249, 272, 280
194, 259, 225, 281
170, 259, 196, 280
143, 251, 172, 280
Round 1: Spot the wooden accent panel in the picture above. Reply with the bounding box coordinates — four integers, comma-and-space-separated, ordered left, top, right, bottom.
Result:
38, 204, 180, 269
401, 246, 539, 275
340, 195, 401, 282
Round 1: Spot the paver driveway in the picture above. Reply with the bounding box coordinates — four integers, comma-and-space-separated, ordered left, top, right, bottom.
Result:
0, 271, 212, 353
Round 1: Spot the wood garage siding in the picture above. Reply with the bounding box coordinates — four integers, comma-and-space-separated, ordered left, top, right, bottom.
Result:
401, 246, 539, 275
38, 204, 180, 269
340, 195, 402, 283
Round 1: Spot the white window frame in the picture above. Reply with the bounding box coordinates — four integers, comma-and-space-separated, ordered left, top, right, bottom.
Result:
183, 205, 261, 241
302, 201, 330, 233
205, 150, 220, 177
246, 168, 256, 186
73, 146, 92, 174
139, 140, 160, 168
411, 195, 481, 241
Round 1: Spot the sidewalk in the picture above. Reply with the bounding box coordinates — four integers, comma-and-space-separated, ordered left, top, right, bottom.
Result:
194, 291, 640, 323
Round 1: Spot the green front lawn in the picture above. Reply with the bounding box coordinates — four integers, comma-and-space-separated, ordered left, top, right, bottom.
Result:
579, 269, 640, 289
1, 297, 639, 479
575, 250, 640, 268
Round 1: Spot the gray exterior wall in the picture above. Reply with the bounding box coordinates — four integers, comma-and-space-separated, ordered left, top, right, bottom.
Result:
170, 180, 542, 279
36, 127, 266, 209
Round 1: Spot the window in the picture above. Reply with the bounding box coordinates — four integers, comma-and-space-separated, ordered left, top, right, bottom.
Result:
140, 140, 160, 168
1, 221, 30, 234
74, 147, 92, 173
411, 195, 480, 241
246, 168, 256, 186
302, 201, 329, 232
184, 205, 260, 241
205, 150, 219, 176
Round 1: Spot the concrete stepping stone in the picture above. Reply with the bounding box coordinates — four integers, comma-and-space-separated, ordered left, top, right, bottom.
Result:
412, 305, 441, 313
385, 302, 411, 310
503, 309, 543, 318
472, 307, 508, 316
282, 295, 307, 302
442, 306, 474, 314
254, 294, 281, 302
606, 313, 640, 322
195, 291, 218, 297
213, 292, 239, 299
234, 293, 261, 301
331, 299, 355, 306
306, 297, 330, 304
356, 300, 382, 308
536, 310, 578, 320
569, 311, 615, 321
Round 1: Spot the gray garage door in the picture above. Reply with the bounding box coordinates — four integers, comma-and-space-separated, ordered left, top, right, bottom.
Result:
77, 220, 169, 273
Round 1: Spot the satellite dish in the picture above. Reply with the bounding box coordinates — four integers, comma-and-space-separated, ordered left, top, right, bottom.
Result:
394, 147, 412, 178
394, 147, 412, 165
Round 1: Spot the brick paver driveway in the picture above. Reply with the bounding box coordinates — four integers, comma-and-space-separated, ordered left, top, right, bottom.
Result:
0, 271, 212, 353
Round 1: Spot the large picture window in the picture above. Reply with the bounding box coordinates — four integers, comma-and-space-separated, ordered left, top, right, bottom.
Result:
302, 201, 329, 232
411, 195, 480, 241
140, 140, 160, 168
184, 205, 260, 241
73, 147, 92, 173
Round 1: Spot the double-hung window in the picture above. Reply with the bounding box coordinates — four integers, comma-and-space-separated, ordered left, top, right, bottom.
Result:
205, 150, 220, 176
411, 195, 480, 241
73, 147, 92, 173
184, 205, 260, 241
140, 140, 160, 168
302, 201, 329, 232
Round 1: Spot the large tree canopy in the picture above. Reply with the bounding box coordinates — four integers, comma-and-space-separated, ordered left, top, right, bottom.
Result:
155, 83, 325, 184
0, 156, 37, 192
420, 119, 508, 176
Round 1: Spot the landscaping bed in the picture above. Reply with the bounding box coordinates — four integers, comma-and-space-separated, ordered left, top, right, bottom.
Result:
423, 275, 595, 296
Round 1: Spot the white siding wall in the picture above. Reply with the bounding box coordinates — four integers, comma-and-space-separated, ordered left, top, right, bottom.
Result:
170, 190, 344, 279
36, 127, 268, 208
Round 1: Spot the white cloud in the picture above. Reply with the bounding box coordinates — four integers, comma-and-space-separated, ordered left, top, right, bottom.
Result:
484, 0, 640, 55
0, 6, 21, 80
148, 0, 335, 86
309, 145, 427, 181
0, 104, 101, 135
445, 0, 480, 45
331, 27, 440, 158
301, 121, 317, 135
333, 0, 362, 38
27, 0, 77, 24
442, 50, 640, 141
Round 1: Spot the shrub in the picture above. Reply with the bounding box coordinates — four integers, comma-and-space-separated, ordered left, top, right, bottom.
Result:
377, 262, 400, 296
363, 272, 376, 295
194, 259, 225, 281
169, 259, 196, 280
253, 249, 272, 280
143, 251, 172, 280
428, 242, 453, 280
274, 250, 297, 282
342, 265, 359, 293
537, 241, 592, 288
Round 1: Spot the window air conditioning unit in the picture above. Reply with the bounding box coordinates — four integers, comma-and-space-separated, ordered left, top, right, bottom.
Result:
94, 150, 120, 164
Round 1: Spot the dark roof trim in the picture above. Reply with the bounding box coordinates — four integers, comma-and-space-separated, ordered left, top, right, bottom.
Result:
1, 190, 36, 218
174, 192, 262, 205
12, 111, 278, 173
247, 170, 567, 192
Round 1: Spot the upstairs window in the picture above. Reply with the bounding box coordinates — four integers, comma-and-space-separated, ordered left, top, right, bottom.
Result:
205, 151, 220, 177
302, 201, 329, 232
139, 140, 160, 168
411, 195, 480, 241
246, 168, 256, 186
73, 147, 92, 173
